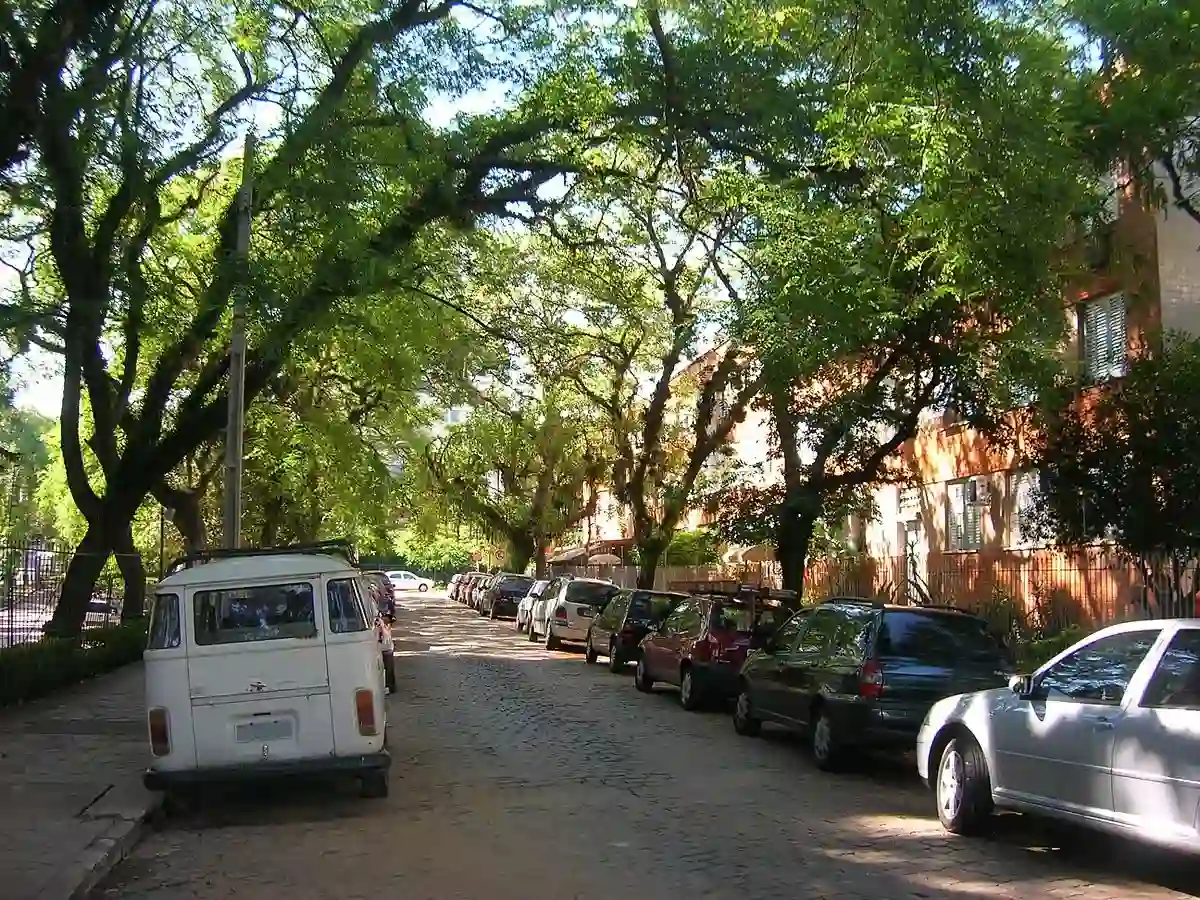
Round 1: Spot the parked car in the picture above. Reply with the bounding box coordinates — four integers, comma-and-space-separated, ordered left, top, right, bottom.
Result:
528, 575, 570, 630
455, 572, 481, 604
529, 577, 618, 651
362, 571, 396, 614
917, 618, 1200, 852
585, 589, 688, 672
636, 590, 791, 710
480, 573, 535, 619
143, 541, 390, 799
448, 573, 463, 600
470, 574, 495, 610
386, 570, 431, 593
516, 579, 549, 632
733, 598, 1012, 771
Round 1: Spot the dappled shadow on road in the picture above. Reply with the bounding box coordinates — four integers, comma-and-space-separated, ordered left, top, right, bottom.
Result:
136, 598, 1200, 900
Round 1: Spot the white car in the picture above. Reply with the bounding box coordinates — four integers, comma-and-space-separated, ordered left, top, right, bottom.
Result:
529, 577, 618, 651
918, 618, 1200, 854
516, 579, 549, 632
386, 570, 430, 593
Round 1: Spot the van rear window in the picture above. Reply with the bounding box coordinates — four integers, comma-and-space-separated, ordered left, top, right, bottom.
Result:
147, 593, 181, 650
193, 582, 318, 645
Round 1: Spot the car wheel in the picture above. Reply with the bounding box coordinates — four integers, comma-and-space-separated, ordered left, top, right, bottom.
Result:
607, 639, 622, 673
544, 625, 560, 651
635, 657, 654, 693
360, 772, 389, 799
733, 689, 762, 737
810, 706, 841, 771
419, 583, 428, 593
527, 622, 538, 642
584, 633, 598, 664
936, 735, 994, 834
679, 667, 702, 711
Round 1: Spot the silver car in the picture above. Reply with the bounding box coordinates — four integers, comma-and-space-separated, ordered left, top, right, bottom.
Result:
529, 578, 618, 651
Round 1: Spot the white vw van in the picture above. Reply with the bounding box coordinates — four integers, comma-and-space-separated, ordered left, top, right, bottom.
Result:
142, 541, 390, 798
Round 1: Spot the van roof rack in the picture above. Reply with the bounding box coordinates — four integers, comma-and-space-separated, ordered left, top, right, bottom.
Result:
167, 539, 359, 572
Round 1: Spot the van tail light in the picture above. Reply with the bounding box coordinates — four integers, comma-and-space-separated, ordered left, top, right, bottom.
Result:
355, 688, 378, 736
148, 707, 171, 757
858, 660, 885, 699
554, 606, 568, 621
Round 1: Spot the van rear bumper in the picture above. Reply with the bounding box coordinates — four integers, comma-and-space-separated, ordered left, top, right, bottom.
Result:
144, 750, 391, 790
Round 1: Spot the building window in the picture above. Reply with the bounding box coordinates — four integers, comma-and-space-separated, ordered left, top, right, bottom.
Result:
1079, 293, 1127, 382
898, 486, 920, 518
946, 477, 988, 552
1006, 470, 1040, 549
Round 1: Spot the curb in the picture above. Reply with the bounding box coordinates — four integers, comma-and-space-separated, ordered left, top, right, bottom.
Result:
35, 791, 163, 900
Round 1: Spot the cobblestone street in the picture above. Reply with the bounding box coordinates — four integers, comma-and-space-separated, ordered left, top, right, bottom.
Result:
94, 595, 1200, 900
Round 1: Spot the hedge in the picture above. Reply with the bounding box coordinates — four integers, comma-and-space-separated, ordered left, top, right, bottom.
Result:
0, 618, 148, 707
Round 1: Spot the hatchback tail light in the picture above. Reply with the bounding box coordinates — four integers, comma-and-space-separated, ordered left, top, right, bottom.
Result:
148, 707, 171, 757
554, 606, 568, 621
355, 688, 378, 736
858, 660, 885, 699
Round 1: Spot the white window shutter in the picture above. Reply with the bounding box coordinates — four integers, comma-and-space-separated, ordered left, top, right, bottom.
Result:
947, 482, 965, 551
1105, 294, 1127, 378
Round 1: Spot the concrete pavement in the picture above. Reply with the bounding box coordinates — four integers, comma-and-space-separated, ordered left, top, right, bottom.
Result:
92, 594, 1200, 900
0, 662, 159, 900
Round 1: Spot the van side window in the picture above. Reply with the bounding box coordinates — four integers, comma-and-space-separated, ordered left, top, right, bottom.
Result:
147, 593, 181, 649
193, 583, 318, 645
328, 578, 372, 633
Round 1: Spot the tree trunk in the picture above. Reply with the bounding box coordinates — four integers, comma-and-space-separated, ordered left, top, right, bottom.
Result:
172, 490, 208, 555
260, 494, 284, 546
635, 534, 669, 590
112, 524, 147, 620
507, 531, 535, 574
534, 540, 548, 579
776, 488, 820, 595
45, 522, 111, 638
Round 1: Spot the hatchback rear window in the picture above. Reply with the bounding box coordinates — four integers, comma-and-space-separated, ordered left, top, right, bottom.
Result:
566, 581, 619, 605
709, 601, 756, 633
628, 591, 684, 623
876, 611, 1004, 662
193, 582, 318, 645
499, 577, 535, 595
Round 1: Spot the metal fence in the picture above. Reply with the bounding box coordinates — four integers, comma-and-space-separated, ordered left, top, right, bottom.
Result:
557, 549, 1195, 628
0, 541, 133, 651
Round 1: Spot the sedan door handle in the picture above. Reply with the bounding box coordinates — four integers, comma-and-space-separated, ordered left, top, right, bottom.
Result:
1084, 715, 1115, 730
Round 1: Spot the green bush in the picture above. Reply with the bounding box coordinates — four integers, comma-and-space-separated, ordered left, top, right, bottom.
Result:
0, 619, 148, 707
1015, 625, 1087, 673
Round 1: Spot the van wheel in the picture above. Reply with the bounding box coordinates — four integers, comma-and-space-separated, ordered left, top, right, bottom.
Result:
360, 772, 389, 799
936, 736, 994, 834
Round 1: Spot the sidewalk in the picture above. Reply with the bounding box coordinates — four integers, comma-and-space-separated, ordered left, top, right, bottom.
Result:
0, 663, 160, 900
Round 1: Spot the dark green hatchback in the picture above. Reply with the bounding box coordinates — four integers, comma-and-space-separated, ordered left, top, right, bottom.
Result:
733, 598, 1013, 770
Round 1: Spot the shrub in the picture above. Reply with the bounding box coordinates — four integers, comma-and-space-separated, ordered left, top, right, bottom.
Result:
1015, 625, 1086, 673
0, 618, 148, 707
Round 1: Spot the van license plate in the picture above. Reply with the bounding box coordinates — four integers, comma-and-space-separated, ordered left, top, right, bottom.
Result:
236, 719, 293, 743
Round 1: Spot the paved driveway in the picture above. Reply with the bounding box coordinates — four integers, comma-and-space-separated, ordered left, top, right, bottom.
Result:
93, 595, 1200, 900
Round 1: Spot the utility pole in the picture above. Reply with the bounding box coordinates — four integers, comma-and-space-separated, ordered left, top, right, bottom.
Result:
222, 133, 256, 549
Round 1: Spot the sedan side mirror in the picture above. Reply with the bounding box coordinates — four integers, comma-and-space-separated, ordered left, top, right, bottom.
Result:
1009, 674, 1035, 698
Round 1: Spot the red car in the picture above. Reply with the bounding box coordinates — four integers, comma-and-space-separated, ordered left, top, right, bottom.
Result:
635, 588, 795, 710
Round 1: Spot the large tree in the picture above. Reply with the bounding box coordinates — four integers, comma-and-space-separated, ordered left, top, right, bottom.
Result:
1026, 337, 1200, 619
714, 0, 1096, 592
0, 0, 684, 635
